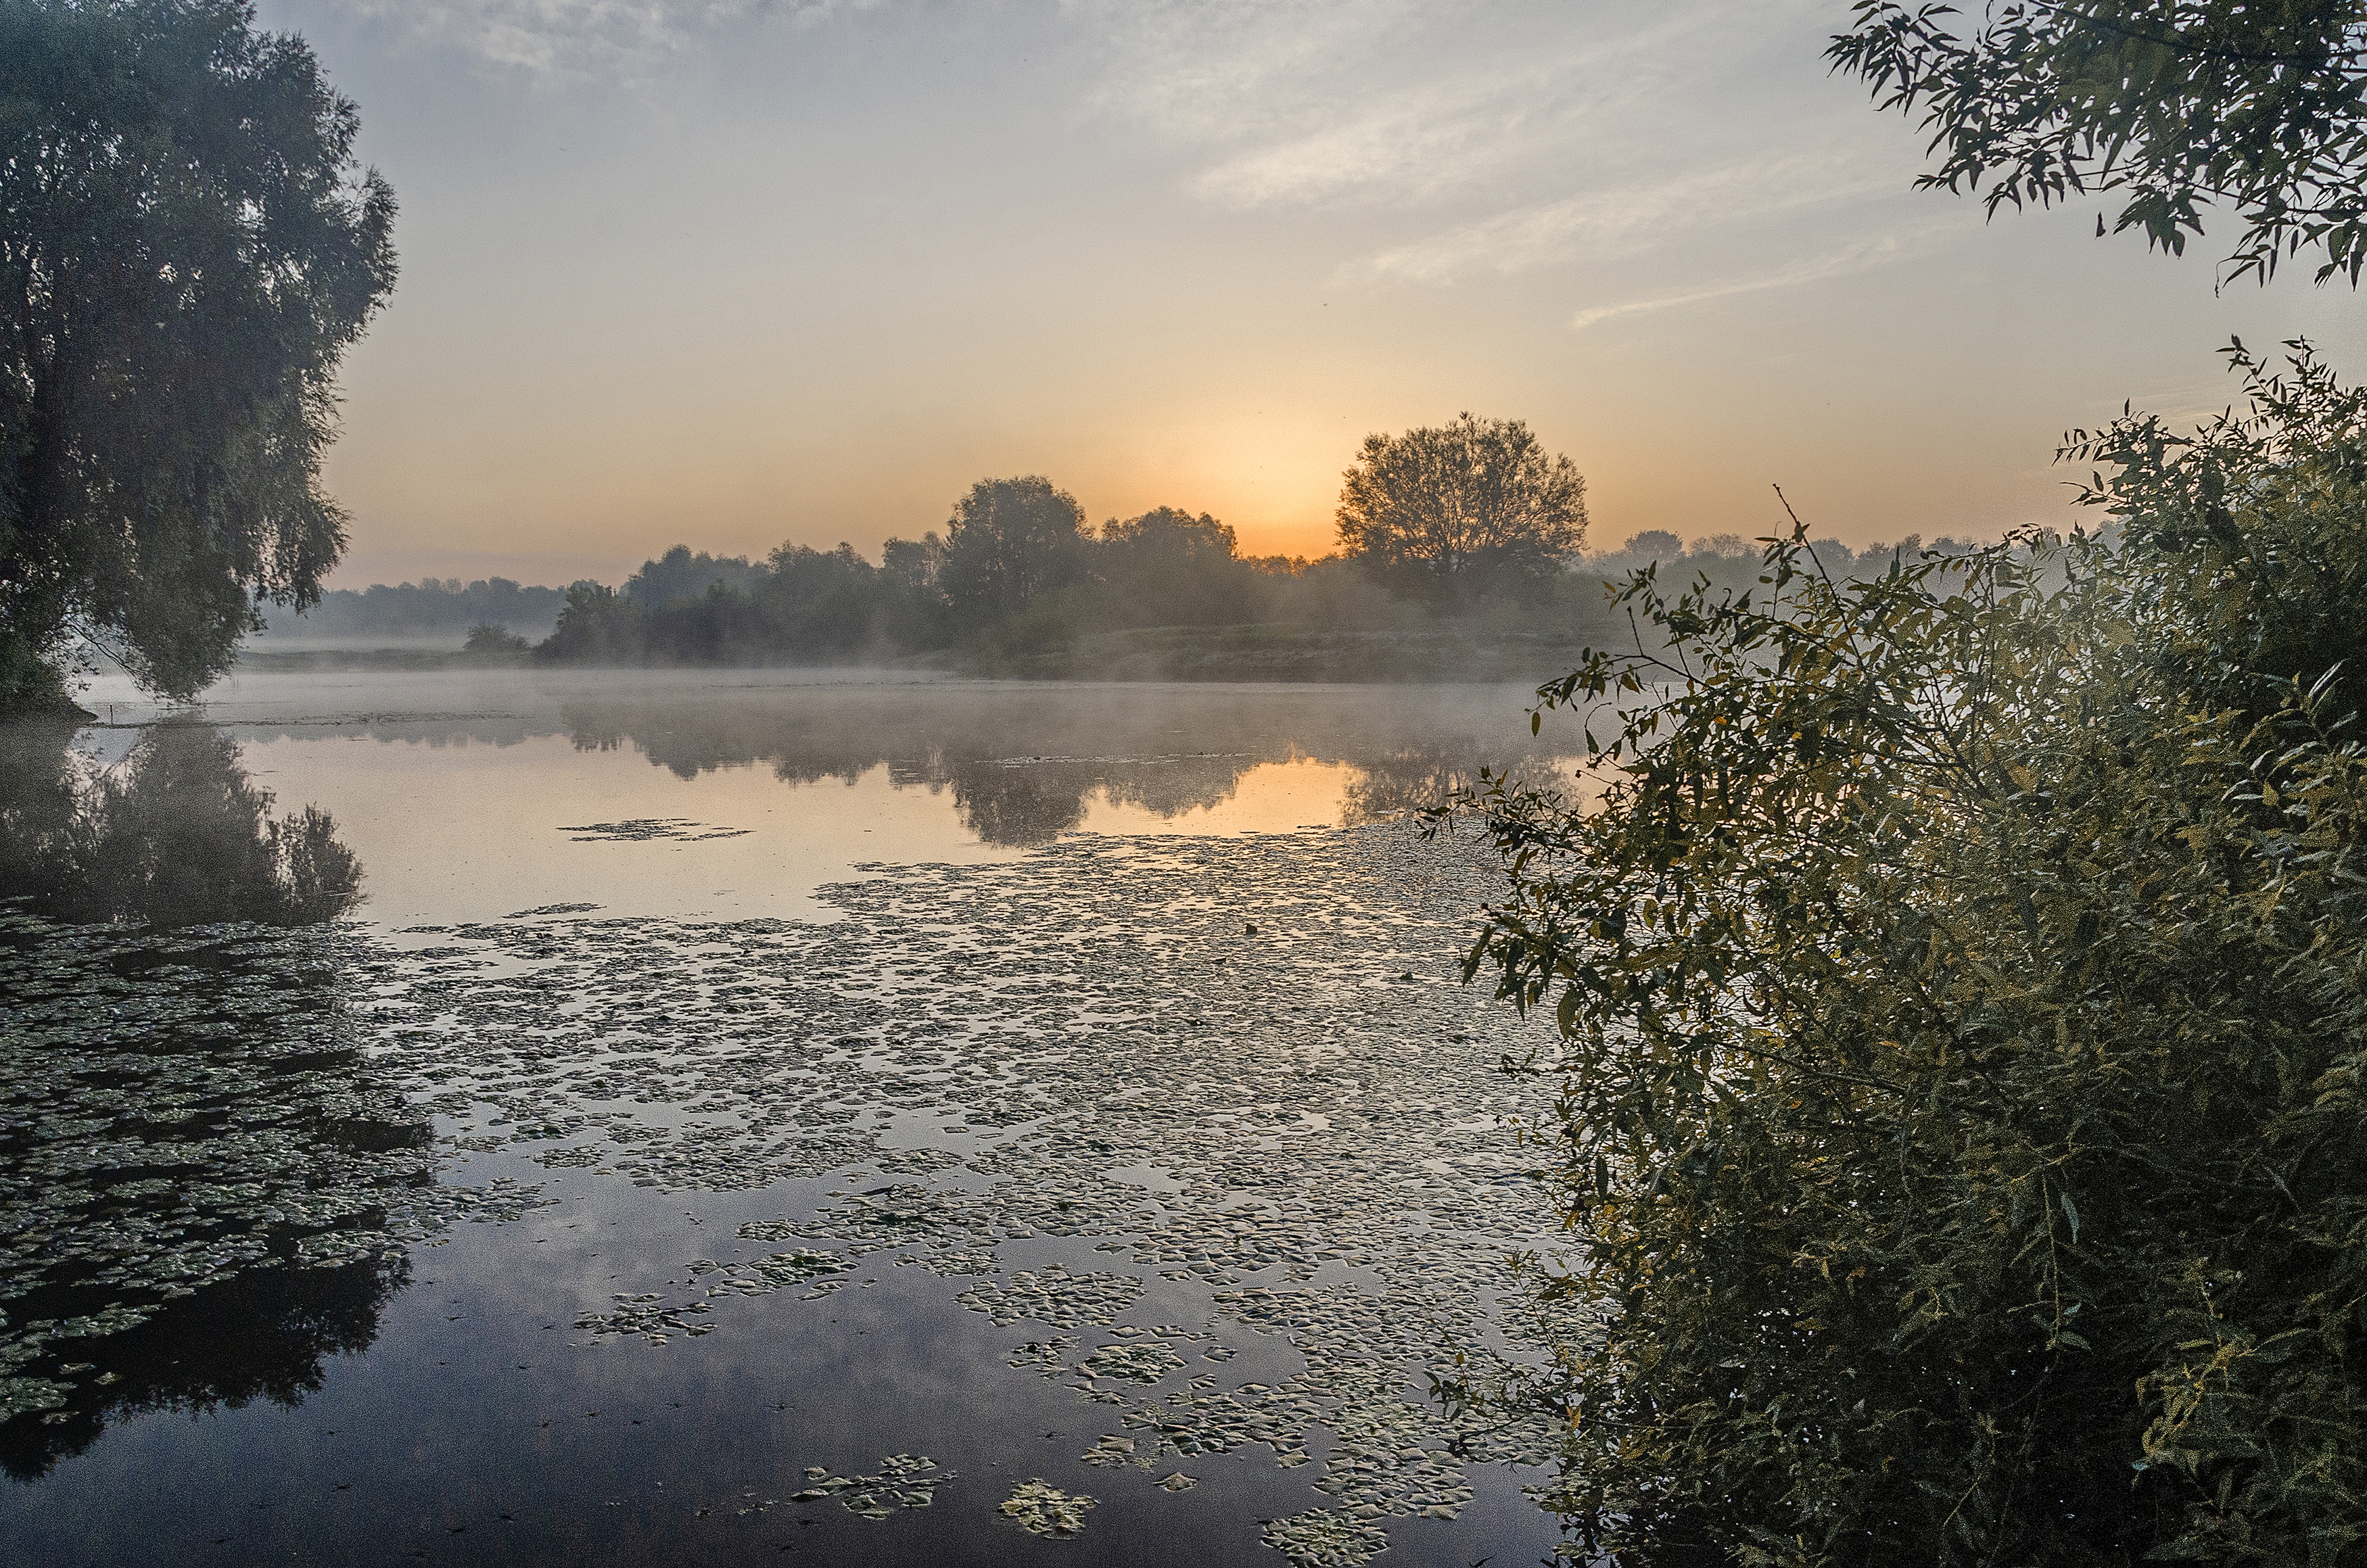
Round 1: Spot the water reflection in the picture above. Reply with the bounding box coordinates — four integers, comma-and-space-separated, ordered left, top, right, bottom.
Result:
0, 686, 1580, 1565
1, 1245, 411, 1480
0, 722, 362, 926
1340, 751, 1513, 826
0, 913, 435, 1477
0, 723, 409, 1474
553, 686, 1578, 847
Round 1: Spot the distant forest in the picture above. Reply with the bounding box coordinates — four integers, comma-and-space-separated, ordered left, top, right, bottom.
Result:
256, 577, 567, 642
279, 478, 1971, 671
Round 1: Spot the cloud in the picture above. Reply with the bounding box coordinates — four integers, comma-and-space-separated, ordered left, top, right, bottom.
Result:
325, 0, 878, 75
1566, 222, 1969, 333
1067, 0, 1736, 212
1346, 149, 1902, 285
1060, 0, 1944, 315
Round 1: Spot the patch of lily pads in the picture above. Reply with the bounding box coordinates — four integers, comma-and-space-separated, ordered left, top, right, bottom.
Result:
1262, 1507, 1392, 1567
999, 1479, 1096, 1537
791, 1453, 950, 1518
2, 826, 1592, 1560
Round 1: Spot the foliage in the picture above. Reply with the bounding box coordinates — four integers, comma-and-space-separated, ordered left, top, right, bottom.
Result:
755, 542, 893, 657
623, 544, 767, 611
1097, 506, 1259, 626
939, 475, 1094, 629
461, 622, 529, 656
1453, 341, 2367, 1563
1831, 1, 2367, 283
535, 581, 645, 663
1337, 413, 1588, 602
0, 0, 396, 709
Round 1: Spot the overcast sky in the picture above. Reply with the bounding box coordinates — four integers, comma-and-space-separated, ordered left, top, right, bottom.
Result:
254, 0, 2367, 588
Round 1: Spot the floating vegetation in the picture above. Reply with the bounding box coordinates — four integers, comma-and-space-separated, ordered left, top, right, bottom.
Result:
342, 827, 1581, 1561
1262, 1507, 1392, 1568
0, 909, 486, 1475
5, 822, 1587, 1560
999, 1479, 1096, 1537
1080, 1433, 1139, 1467
1077, 1339, 1184, 1384
692, 1248, 850, 1297
791, 1453, 950, 1518
572, 1293, 713, 1345
956, 1267, 1144, 1330
577, 1248, 854, 1342
1008, 1337, 1078, 1373
558, 819, 750, 843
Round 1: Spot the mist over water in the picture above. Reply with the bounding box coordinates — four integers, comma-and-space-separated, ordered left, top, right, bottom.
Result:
0, 671, 1596, 1567
57, 669, 1590, 926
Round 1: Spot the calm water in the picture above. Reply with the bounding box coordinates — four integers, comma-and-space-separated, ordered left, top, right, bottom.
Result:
1, 671, 1596, 1568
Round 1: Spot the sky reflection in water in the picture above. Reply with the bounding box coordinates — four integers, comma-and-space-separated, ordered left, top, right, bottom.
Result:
0, 673, 1593, 1567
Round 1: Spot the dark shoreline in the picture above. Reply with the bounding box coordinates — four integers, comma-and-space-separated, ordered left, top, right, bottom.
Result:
232, 621, 1610, 684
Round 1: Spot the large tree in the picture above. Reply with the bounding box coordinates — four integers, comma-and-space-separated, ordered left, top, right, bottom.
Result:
1832, 1, 2367, 283
1335, 413, 1587, 601
938, 475, 1091, 628
0, 0, 396, 712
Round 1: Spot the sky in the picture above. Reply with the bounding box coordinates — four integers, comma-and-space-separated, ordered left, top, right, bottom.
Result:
254, 0, 2367, 589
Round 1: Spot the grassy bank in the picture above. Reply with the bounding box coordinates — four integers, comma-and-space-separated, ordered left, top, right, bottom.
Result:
964, 621, 1612, 682
227, 619, 1628, 684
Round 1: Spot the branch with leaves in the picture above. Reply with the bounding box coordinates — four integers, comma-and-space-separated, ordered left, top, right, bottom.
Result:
1831, 1, 2367, 283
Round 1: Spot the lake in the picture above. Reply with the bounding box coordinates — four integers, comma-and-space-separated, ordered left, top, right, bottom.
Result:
0, 670, 1596, 1568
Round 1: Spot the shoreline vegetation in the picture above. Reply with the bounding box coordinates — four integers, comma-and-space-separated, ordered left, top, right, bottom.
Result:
248, 517, 1973, 684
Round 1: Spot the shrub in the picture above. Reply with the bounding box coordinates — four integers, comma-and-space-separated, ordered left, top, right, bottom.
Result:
461, 623, 529, 656
1455, 341, 2367, 1564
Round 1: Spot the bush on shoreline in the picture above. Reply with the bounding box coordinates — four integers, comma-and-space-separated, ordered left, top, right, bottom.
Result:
1451, 341, 2367, 1563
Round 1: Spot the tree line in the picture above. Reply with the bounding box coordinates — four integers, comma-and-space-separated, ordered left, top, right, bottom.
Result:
529, 417, 1601, 667
257, 577, 566, 643
509, 419, 1951, 669
292, 516, 1967, 668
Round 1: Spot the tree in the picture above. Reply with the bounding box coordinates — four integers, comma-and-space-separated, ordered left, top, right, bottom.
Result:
759, 542, 885, 657
1449, 343, 2367, 1563
622, 544, 766, 611
1610, 528, 1685, 561
0, 0, 396, 713
1336, 413, 1587, 600
1832, 1, 2367, 283
534, 581, 645, 663
1096, 506, 1257, 625
461, 623, 528, 657
878, 531, 950, 647
938, 476, 1091, 628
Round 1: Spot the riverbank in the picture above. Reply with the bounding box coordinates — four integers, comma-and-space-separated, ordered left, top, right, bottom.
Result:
234, 617, 1627, 684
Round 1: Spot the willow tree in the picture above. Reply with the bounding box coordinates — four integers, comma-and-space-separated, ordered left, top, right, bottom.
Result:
0, 0, 397, 713
1454, 343, 2367, 1561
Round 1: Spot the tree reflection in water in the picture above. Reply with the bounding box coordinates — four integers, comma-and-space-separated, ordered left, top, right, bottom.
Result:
0, 719, 419, 1477
0, 721, 360, 926
555, 684, 1582, 847
1338, 749, 1580, 828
